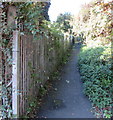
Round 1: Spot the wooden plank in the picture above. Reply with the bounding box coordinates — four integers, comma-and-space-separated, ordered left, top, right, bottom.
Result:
19, 36, 23, 116
19, 35, 22, 116
22, 35, 25, 112
12, 31, 20, 118
0, 6, 2, 119
7, 6, 17, 28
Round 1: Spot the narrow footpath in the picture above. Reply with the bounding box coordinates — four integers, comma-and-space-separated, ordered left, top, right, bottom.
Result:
37, 44, 95, 118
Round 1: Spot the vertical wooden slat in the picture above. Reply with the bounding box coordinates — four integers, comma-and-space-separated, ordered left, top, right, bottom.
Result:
12, 31, 20, 118
24, 35, 27, 113
19, 36, 22, 116
12, 30, 71, 117
20, 35, 23, 116
0, 6, 2, 119
23, 35, 25, 114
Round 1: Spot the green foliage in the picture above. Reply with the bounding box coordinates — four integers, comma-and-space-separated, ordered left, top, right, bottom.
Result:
1, 9, 13, 119
17, 2, 71, 42
1, 2, 47, 118
78, 45, 112, 118
74, 0, 112, 118
2, 85, 13, 118
18, 2, 47, 37
42, 20, 64, 39
73, 0, 112, 46
1, 2, 72, 119
56, 13, 73, 33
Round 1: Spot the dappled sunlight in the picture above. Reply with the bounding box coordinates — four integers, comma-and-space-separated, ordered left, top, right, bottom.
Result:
78, 45, 112, 118
49, 0, 93, 21
1, 0, 112, 119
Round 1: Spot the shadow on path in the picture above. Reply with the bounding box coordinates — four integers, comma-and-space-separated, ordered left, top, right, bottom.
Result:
37, 43, 95, 118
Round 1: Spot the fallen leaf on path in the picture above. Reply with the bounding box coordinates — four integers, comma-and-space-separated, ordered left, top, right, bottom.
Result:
54, 88, 58, 91
66, 80, 70, 83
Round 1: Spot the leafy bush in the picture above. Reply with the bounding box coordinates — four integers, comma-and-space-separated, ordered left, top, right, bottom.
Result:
78, 45, 113, 118
73, 0, 112, 46
73, 0, 112, 118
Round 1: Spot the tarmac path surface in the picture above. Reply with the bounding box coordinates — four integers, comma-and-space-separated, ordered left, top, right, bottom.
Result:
37, 44, 95, 118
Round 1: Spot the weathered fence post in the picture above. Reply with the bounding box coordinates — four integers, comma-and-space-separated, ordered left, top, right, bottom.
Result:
0, 35, 2, 119
0, 3, 3, 119
12, 30, 20, 118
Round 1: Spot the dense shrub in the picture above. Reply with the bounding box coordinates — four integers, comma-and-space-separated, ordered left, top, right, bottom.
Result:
73, 0, 113, 118
78, 45, 112, 118
73, 0, 112, 46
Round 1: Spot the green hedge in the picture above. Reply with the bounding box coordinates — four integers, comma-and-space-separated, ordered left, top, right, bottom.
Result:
78, 45, 112, 118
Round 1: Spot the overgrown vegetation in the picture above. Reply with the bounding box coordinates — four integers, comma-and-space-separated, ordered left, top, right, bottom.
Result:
73, 0, 112, 46
56, 13, 73, 33
78, 45, 112, 118
1, 2, 73, 118
74, 0, 113, 118
1, 2, 50, 118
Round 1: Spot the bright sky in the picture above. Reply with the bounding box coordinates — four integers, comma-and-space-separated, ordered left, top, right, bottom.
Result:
48, 0, 93, 21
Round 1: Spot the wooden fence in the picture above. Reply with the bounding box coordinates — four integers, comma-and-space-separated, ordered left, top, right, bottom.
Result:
1, 4, 72, 118
11, 30, 72, 117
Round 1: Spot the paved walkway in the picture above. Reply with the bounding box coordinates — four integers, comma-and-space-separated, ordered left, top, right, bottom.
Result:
37, 44, 95, 118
